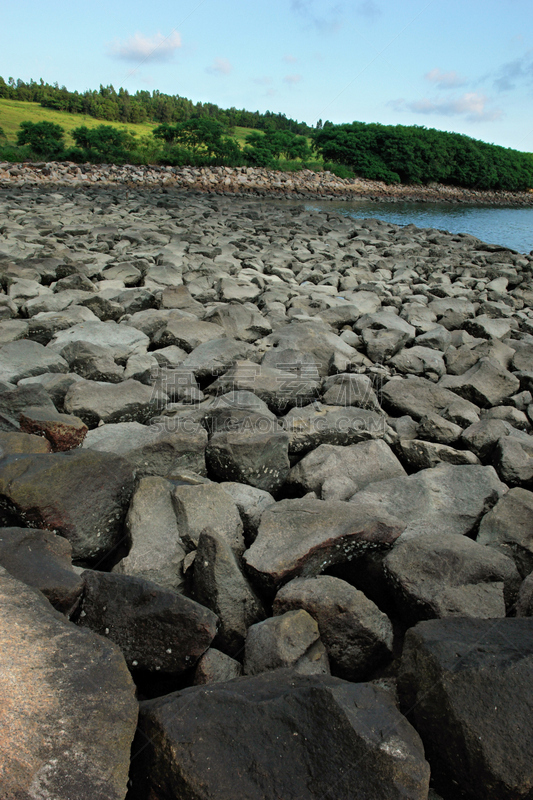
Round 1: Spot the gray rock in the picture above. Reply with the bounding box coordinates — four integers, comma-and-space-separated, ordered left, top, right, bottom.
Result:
0, 339, 68, 383
193, 648, 243, 685
193, 528, 266, 657
57, 340, 125, 383
180, 337, 257, 380
388, 345, 446, 378
494, 433, 533, 487
260, 321, 357, 377
172, 482, 245, 556
416, 412, 463, 445
516, 573, 533, 616
349, 464, 505, 540
283, 403, 387, 454
321, 372, 381, 409
244, 498, 404, 592
397, 439, 480, 470
112, 476, 186, 592
153, 318, 226, 351
205, 302, 273, 342
287, 439, 406, 500
244, 609, 329, 676
439, 357, 520, 408
0, 569, 137, 800
219, 481, 275, 544
27, 306, 98, 345
83, 419, 207, 477
64, 378, 167, 427
48, 319, 149, 360
464, 314, 513, 339
477, 487, 533, 577
383, 533, 520, 623
382, 375, 480, 425
206, 429, 290, 493
17, 371, 84, 409
274, 576, 393, 680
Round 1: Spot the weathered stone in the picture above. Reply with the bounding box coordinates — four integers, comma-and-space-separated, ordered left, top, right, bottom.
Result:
58, 340, 125, 383
244, 609, 329, 676
206, 429, 290, 493
477, 487, 533, 577
0, 450, 135, 565
321, 372, 381, 409
439, 357, 520, 408
129, 671, 430, 800
516, 573, 533, 616
153, 318, 226, 351
19, 405, 88, 451
64, 378, 167, 427
274, 576, 393, 680
0, 429, 52, 455
283, 404, 387, 454
193, 647, 243, 685
172, 482, 245, 555
219, 481, 275, 544
398, 439, 480, 470
0, 568, 137, 800
416, 412, 463, 445
383, 533, 520, 623
260, 321, 358, 377
48, 319, 149, 360
205, 302, 273, 342
398, 618, 533, 800
77, 570, 217, 672
244, 498, 404, 592
0, 339, 68, 383
382, 375, 480, 425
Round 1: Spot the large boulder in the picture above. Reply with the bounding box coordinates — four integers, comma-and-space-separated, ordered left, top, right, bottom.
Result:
0, 568, 137, 800
206, 429, 290, 493
77, 571, 217, 673
172, 482, 245, 556
382, 375, 480, 425
0, 450, 135, 565
383, 533, 520, 623
0, 339, 68, 383
399, 618, 533, 800
244, 498, 404, 592
439, 357, 520, 408
129, 671, 430, 800
274, 576, 393, 680
349, 464, 506, 540
477, 487, 533, 577
47, 319, 149, 360
64, 378, 167, 427
260, 321, 358, 377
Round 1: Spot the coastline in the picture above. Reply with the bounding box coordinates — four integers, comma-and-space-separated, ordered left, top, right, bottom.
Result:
1, 160, 533, 206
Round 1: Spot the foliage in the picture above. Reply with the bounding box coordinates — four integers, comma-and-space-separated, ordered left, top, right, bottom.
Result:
0, 126, 5, 139
0, 75, 311, 135
16, 120, 65, 157
243, 129, 312, 167
154, 117, 243, 166
70, 124, 137, 163
312, 122, 533, 190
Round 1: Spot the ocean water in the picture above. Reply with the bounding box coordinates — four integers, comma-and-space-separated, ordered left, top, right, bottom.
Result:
304, 200, 533, 255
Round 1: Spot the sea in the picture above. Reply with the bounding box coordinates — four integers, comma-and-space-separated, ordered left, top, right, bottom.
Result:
304, 200, 533, 255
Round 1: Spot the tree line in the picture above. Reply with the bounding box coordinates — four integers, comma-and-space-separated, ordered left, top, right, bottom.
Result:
0, 76, 311, 134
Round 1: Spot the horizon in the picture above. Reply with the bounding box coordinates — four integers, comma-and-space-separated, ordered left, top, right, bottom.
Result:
1, 0, 532, 151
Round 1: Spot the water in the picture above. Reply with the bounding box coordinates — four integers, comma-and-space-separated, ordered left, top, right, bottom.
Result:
304, 200, 533, 255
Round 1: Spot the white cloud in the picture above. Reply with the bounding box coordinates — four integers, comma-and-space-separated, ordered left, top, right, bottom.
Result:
283, 54, 298, 63
107, 31, 181, 63
394, 92, 502, 122
425, 68, 467, 89
284, 74, 303, 85
207, 57, 232, 76
494, 52, 533, 92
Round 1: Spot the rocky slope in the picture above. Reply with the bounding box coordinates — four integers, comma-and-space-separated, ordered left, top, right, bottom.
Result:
1, 184, 533, 800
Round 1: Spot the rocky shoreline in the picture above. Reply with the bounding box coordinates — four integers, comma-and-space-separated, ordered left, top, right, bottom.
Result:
1, 184, 533, 800
2, 160, 533, 205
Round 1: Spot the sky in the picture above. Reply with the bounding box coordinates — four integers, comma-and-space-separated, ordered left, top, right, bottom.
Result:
1, 0, 533, 151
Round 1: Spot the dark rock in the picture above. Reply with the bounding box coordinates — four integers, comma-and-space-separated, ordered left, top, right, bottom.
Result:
129, 671, 430, 800
274, 576, 393, 680
283, 404, 387, 455
19, 405, 88, 451
58, 340, 125, 382
64, 378, 167, 427
193, 647, 243, 685
77, 570, 217, 673
0, 527, 83, 613
0, 450, 135, 565
244, 609, 329, 676
0, 568, 137, 800
321, 372, 381, 409
516, 573, 533, 616
206, 429, 290, 493
416, 412, 463, 445
0, 429, 52, 455
398, 438, 480, 469
153, 318, 226, 351
193, 528, 266, 657
398, 618, 533, 800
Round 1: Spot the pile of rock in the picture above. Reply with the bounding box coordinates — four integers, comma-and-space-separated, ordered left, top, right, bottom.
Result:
1, 184, 533, 799
2, 160, 533, 204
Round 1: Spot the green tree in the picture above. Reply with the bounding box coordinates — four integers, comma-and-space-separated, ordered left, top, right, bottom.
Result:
71, 125, 136, 162
16, 120, 65, 157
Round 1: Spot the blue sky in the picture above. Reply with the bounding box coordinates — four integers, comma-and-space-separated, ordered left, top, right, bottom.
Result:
1, 0, 532, 150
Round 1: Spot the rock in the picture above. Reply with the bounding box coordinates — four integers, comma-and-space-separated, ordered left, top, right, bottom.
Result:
439, 357, 520, 408
205, 302, 273, 342
112, 476, 186, 593
274, 576, 393, 680
19, 405, 88, 451
47, 319, 149, 360
477, 487, 533, 577
260, 321, 357, 377
27, 306, 98, 345
0, 429, 52, 455
460, 418, 510, 460
244, 498, 404, 592
219, 481, 275, 544
172, 482, 245, 556
0, 568, 137, 800
0, 450, 134, 565
244, 609, 329, 676
383, 533, 520, 623
0, 527, 83, 613
0, 339, 68, 383
206, 359, 320, 414
382, 375, 480, 425
493, 433, 533, 487
153, 318, 226, 351
180, 337, 256, 380
287, 439, 406, 500
321, 372, 381, 409
129, 671, 430, 800
83, 420, 207, 477
77, 570, 217, 673
193, 647, 243, 685
416, 412, 463, 445
193, 528, 266, 657
388, 345, 446, 378
349, 464, 505, 540
397, 438, 480, 469
17, 371, 84, 409
64, 378, 167, 427
283, 404, 387, 455
206, 429, 290, 493
516, 573, 533, 616
398, 618, 533, 800
58, 340, 125, 383
464, 314, 513, 339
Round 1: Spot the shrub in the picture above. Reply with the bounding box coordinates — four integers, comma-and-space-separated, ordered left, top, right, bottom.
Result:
16, 120, 65, 158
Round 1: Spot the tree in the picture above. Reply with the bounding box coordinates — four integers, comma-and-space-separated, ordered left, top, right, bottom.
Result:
16, 120, 65, 157
71, 125, 136, 162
